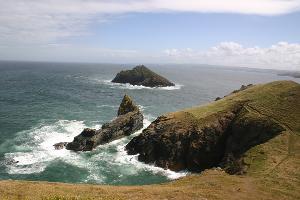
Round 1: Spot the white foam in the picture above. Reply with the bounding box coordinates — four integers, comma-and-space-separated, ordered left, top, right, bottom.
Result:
100, 80, 183, 90
5, 120, 86, 174
114, 142, 188, 180
94, 117, 188, 180
96, 105, 118, 108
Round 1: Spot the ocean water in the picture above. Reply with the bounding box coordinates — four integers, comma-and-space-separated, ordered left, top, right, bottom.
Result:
0, 61, 298, 185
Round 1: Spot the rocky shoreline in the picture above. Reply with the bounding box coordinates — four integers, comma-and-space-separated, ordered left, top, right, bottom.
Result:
126, 81, 298, 174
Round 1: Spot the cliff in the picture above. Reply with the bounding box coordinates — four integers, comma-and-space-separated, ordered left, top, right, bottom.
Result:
126, 81, 300, 174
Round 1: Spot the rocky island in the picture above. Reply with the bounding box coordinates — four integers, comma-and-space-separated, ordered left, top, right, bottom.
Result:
56, 94, 143, 151
112, 65, 175, 87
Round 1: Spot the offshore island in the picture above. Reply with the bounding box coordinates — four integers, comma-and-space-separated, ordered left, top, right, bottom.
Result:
1, 80, 299, 200
112, 65, 175, 87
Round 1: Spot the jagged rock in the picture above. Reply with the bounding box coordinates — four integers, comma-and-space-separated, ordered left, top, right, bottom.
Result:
65, 95, 143, 151
80, 128, 97, 137
126, 109, 241, 172
118, 94, 139, 116
112, 65, 175, 87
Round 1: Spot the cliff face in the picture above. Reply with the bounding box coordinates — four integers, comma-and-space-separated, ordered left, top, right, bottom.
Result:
126, 81, 300, 174
65, 95, 143, 151
126, 111, 238, 172
112, 65, 175, 87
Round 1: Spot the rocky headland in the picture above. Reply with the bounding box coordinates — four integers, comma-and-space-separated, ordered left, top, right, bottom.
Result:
112, 65, 175, 87
278, 71, 300, 78
56, 94, 143, 151
126, 81, 300, 174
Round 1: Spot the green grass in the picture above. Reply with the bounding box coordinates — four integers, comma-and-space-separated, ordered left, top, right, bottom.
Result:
182, 81, 300, 131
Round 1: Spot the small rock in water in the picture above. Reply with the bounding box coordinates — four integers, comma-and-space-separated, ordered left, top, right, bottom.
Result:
53, 142, 68, 150
2, 158, 19, 166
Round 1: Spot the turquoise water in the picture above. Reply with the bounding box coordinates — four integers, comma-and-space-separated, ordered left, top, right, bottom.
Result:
0, 61, 298, 185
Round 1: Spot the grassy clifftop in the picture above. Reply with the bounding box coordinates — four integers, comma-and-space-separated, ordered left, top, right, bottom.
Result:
1, 81, 299, 200
126, 80, 300, 173
185, 80, 299, 131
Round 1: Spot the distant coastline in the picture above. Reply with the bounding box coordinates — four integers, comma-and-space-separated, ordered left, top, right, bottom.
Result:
278, 71, 300, 78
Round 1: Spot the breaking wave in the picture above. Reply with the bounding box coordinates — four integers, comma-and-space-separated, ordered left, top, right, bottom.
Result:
4, 120, 87, 174
97, 79, 183, 90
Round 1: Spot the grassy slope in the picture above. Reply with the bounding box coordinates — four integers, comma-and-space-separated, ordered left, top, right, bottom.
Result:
0, 81, 299, 200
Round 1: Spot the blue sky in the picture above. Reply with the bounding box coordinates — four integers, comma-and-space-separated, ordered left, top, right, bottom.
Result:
82, 12, 300, 50
0, 0, 300, 70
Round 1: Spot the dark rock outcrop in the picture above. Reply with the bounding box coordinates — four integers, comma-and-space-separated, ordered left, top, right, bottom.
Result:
126, 108, 243, 172
215, 97, 221, 101
65, 95, 143, 151
112, 65, 175, 87
118, 94, 139, 116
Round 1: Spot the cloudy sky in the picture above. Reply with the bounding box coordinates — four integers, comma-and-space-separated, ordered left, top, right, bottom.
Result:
0, 0, 300, 70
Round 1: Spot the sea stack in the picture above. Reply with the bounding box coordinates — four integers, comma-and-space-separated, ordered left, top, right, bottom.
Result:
63, 94, 143, 151
112, 65, 175, 87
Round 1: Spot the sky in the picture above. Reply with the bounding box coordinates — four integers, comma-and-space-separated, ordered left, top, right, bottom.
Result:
0, 0, 300, 70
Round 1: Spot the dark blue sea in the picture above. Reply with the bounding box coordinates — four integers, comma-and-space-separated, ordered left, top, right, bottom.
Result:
0, 61, 298, 185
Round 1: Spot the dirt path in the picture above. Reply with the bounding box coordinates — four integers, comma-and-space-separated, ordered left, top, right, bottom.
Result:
244, 104, 299, 173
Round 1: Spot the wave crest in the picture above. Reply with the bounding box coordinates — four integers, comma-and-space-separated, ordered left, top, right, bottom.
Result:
99, 80, 183, 90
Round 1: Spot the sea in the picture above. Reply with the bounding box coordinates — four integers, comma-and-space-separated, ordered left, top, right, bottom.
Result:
0, 61, 298, 185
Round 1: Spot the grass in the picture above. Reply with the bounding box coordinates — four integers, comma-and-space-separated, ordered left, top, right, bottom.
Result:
0, 80, 299, 200
182, 81, 300, 130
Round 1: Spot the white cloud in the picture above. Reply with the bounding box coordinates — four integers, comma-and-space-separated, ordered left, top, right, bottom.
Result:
1, 41, 299, 70
0, 0, 300, 45
163, 42, 300, 70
